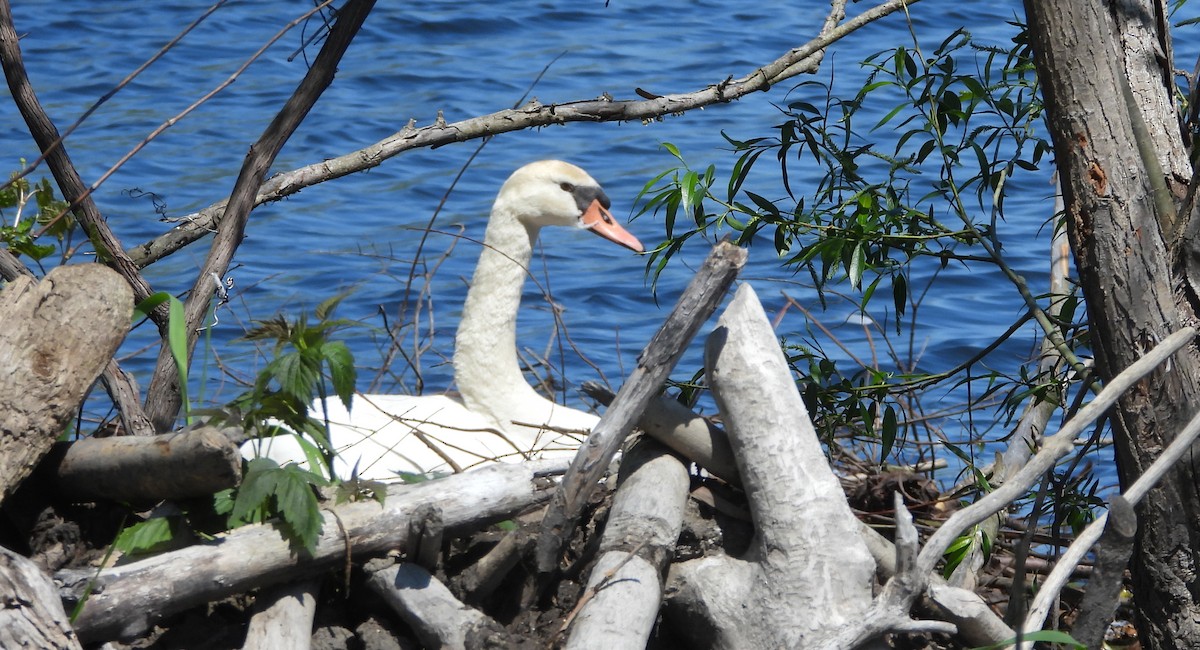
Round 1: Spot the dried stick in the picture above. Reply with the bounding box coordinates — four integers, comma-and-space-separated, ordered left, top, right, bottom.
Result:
534, 242, 745, 574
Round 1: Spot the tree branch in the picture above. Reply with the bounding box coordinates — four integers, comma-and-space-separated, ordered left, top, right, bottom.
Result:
126, 0, 919, 268
141, 0, 378, 431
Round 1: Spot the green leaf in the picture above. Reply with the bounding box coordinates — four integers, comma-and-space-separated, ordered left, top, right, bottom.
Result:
168, 296, 190, 422
880, 405, 898, 462
114, 516, 179, 556
320, 341, 357, 408
892, 272, 908, 317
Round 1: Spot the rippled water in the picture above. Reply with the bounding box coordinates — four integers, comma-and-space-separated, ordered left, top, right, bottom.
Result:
4, 1, 1194, 486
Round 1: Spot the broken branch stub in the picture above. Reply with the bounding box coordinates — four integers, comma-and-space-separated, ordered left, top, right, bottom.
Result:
665, 283, 875, 648
0, 264, 133, 502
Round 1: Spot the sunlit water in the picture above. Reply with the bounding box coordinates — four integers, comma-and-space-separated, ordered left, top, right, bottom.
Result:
4, 1, 1197, 491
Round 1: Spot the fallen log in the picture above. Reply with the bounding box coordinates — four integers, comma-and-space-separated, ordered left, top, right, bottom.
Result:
665, 283, 876, 648
367, 562, 508, 648
242, 578, 320, 650
59, 459, 567, 644
47, 424, 244, 503
564, 438, 689, 648
0, 264, 133, 501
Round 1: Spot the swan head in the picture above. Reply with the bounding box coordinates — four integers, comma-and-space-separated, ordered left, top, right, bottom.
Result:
495, 160, 644, 253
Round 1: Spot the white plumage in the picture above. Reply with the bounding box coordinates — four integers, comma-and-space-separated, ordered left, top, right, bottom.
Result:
243, 161, 643, 479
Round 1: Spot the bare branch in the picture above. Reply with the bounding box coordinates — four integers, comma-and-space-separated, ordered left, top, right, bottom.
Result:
127, 0, 920, 268
141, 0, 376, 430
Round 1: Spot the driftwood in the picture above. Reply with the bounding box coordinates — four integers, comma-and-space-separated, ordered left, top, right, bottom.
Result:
367, 562, 507, 648
564, 438, 689, 648
242, 578, 320, 650
0, 546, 81, 649
580, 382, 739, 485
0, 264, 133, 502
58, 459, 567, 644
665, 284, 876, 648
536, 241, 746, 574
1070, 495, 1136, 649
821, 327, 1198, 648
47, 424, 244, 503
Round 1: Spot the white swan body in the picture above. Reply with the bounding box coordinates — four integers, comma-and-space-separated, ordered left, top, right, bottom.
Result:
245, 161, 642, 479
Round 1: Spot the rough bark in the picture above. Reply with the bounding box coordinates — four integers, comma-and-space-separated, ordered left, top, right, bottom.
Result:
58, 459, 565, 644
0, 264, 133, 502
665, 284, 875, 648
0, 546, 81, 649
1024, 1, 1200, 647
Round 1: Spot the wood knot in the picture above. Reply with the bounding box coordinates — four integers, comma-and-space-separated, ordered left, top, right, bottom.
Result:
31, 348, 56, 378
1088, 161, 1107, 195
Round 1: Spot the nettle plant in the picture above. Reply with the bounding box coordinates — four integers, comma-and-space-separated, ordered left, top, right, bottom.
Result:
635, 27, 1095, 567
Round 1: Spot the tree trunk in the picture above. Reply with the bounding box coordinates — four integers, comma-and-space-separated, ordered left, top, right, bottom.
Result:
1023, 1, 1200, 647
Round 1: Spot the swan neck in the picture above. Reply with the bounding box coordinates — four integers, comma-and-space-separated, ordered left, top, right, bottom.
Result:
453, 207, 542, 421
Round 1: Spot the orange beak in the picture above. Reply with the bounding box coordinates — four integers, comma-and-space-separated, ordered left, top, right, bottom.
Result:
581, 199, 644, 253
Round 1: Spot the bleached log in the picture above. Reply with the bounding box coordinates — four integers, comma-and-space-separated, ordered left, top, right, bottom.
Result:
0, 264, 133, 502
367, 562, 505, 649
59, 459, 567, 644
827, 327, 1198, 649
580, 381, 739, 485
0, 546, 81, 649
49, 424, 244, 503
565, 439, 689, 648
665, 284, 875, 648
242, 578, 319, 650
537, 241, 746, 573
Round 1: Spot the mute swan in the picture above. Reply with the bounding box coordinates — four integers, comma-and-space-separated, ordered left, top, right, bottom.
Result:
247, 161, 643, 480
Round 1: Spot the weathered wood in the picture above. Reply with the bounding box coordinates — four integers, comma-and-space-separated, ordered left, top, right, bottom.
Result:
827, 327, 1197, 648
580, 381, 739, 485
367, 562, 505, 648
242, 578, 319, 650
1071, 496, 1137, 649
565, 438, 689, 649
59, 459, 566, 643
536, 241, 746, 574
48, 424, 243, 503
0, 546, 82, 649
666, 284, 875, 648
0, 264, 133, 502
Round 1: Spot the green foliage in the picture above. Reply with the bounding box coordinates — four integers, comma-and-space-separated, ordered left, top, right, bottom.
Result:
230, 457, 327, 554
134, 292, 193, 424
942, 523, 993, 578
194, 294, 362, 555
634, 23, 1077, 475
113, 515, 184, 557
0, 169, 73, 265
227, 293, 359, 479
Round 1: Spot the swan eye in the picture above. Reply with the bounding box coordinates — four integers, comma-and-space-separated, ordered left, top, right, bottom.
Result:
560, 182, 575, 193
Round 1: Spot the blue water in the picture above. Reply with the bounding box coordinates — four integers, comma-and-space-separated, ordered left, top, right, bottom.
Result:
3, 1, 1196, 489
